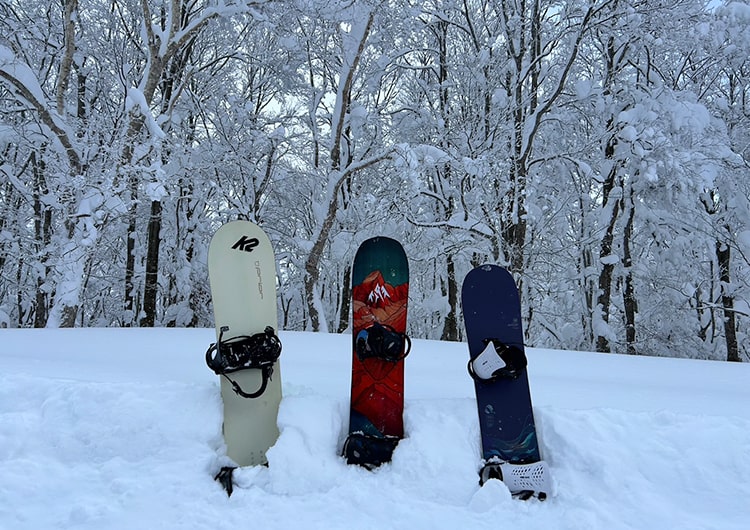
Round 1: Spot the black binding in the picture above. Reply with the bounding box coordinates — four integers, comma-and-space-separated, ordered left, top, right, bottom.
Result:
205, 326, 281, 398
355, 323, 411, 363
343, 432, 400, 469
214, 466, 236, 496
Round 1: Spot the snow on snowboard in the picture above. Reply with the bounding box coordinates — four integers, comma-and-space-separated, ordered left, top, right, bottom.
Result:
462, 264, 551, 499
205, 220, 282, 495
343, 236, 411, 468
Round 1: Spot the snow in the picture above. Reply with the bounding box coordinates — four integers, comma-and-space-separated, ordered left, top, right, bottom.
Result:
1, 328, 749, 529
0, 45, 48, 108
125, 88, 166, 140
738, 230, 750, 254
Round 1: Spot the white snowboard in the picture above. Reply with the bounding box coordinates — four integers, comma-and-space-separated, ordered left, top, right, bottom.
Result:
208, 220, 281, 467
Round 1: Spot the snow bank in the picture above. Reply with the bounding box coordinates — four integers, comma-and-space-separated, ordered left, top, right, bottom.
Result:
1, 329, 749, 529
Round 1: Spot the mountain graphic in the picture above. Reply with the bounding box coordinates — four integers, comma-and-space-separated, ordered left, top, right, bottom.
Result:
352, 271, 409, 330
368, 282, 391, 305
352, 271, 408, 309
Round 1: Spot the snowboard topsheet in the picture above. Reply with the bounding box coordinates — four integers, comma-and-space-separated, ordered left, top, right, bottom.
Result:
345, 236, 409, 465
208, 220, 282, 467
461, 264, 541, 465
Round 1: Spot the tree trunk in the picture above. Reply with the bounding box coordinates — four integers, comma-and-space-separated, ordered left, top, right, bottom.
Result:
31, 150, 52, 327
58, 304, 79, 328
54, 219, 81, 328
595, 197, 620, 353
56, 0, 77, 113
304, 184, 340, 331
124, 195, 139, 325
716, 239, 740, 362
595, 34, 625, 353
622, 187, 637, 355
441, 255, 459, 341
337, 265, 352, 333
140, 199, 162, 326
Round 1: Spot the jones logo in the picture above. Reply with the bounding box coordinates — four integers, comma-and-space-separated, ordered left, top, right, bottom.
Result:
232, 236, 259, 252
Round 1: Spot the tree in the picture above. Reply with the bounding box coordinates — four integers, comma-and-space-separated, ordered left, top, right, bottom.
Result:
285, 3, 402, 331
0, 0, 747, 362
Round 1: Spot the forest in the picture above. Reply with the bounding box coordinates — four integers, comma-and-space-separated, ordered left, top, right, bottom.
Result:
1, 0, 748, 362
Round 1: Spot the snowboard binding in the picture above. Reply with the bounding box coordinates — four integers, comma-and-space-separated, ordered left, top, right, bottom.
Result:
214, 466, 236, 496
479, 459, 551, 500
468, 338, 527, 382
355, 323, 411, 363
205, 325, 281, 398
343, 432, 400, 469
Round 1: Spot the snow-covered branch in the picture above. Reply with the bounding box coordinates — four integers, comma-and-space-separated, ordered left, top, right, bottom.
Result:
0, 45, 81, 173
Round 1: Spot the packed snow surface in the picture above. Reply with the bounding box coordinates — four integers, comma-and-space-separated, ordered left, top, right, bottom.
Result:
1, 329, 749, 529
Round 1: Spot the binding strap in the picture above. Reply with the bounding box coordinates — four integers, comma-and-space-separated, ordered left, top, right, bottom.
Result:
205, 326, 281, 398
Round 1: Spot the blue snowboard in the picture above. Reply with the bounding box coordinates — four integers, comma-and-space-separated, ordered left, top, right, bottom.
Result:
462, 265, 547, 496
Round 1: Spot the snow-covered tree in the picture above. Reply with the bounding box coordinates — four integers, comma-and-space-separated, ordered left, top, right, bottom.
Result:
0, 0, 747, 362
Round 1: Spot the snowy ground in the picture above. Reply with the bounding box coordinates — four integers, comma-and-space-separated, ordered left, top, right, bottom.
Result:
1, 328, 749, 529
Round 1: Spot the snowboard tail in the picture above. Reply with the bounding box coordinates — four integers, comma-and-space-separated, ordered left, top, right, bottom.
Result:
207, 220, 282, 493
461, 264, 550, 498
344, 237, 409, 468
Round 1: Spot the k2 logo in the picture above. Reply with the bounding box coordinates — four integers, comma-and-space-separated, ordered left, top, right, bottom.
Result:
232, 235, 260, 252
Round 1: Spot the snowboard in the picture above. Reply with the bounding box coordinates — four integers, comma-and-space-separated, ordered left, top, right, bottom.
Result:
206, 220, 282, 491
343, 236, 410, 468
461, 264, 550, 499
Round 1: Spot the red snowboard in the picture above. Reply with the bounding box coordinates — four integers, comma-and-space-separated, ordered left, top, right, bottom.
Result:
344, 237, 409, 468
